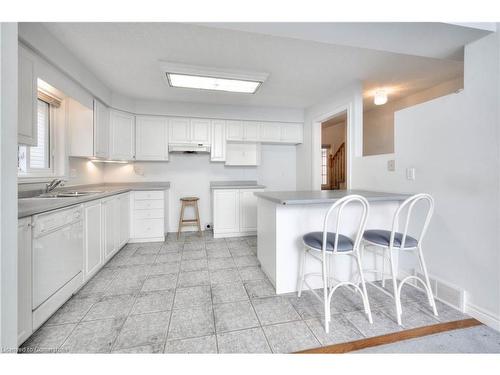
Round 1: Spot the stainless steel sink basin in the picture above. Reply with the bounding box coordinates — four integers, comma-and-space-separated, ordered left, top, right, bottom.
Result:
37, 191, 102, 198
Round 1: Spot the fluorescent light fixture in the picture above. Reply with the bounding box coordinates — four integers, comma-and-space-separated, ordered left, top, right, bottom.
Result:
90, 159, 129, 164
374, 89, 388, 105
160, 62, 268, 94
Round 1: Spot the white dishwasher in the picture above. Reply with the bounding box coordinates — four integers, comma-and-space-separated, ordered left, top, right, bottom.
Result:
32, 205, 84, 328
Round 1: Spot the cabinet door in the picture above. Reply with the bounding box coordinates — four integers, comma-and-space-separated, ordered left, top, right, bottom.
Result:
239, 189, 259, 232
18, 218, 33, 345
84, 202, 102, 280
136, 116, 168, 160
243, 121, 260, 142
119, 194, 130, 247
213, 190, 239, 234
102, 199, 116, 260
191, 119, 211, 144
94, 100, 110, 158
210, 120, 226, 162
68, 98, 94, 158
110, 110, 135, 160
260, 122, 281, 143
18, 48, 38, 146
281, 123, 303, 144
169, 118, 191, 143
226, 120, 243, 141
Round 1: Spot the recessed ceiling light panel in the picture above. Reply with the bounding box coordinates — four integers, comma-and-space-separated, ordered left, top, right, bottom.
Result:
160, 62, 268, 94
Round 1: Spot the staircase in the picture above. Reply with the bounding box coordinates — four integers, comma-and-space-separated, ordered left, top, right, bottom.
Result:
329, 142, 345, 189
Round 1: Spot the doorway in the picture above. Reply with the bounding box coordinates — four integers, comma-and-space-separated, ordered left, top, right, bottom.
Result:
321, 111, 347, 190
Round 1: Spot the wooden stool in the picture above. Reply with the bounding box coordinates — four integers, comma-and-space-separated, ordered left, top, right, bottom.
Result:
177, 197, 202, 239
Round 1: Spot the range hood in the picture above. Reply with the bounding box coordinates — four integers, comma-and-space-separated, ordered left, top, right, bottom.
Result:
168, 143, 211, 154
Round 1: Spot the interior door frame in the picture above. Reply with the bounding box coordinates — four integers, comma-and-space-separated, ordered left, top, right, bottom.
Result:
311, 103, 352, 191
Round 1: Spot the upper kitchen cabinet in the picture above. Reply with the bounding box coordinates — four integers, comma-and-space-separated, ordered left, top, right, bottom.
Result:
191, 118, 211, 144
242, 121, 260, 142
211, 120, 226, 162
109, 110, 135, 160
260, 122, 303, 144
136, 116, 169, 161
18, 48, 38, 146
68, 98, 94, 158
226, 120, 243, 141
259, 122, 282, 143
94, 100, 110, 159
169, 117, 190, 143
280, 123, 303, 144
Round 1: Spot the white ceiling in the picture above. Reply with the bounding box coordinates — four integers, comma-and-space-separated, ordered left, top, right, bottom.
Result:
40, 22, 488, 109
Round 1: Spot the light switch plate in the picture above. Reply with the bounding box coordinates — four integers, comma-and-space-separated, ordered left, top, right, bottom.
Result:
406, 167, 416, 181
387, 159, 395, 172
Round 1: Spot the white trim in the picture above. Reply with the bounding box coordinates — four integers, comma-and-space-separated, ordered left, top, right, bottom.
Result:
465, 303, 500, 332
311, 103, 352, 190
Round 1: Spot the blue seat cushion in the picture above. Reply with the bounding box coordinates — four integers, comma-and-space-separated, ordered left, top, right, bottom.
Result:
363, 229, 418, 248
303, 231, 354, 252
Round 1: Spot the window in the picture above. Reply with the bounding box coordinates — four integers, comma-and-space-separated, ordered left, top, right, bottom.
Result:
321, 147, 328, 185
18, 99, 53, 175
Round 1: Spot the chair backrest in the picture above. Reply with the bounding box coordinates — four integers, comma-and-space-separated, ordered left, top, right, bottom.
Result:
391, 193, 434, 249
322, 195, 369, 254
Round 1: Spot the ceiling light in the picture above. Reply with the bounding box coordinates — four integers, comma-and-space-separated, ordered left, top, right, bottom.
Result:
374, 89, 388, 105
160, 62, 268, 94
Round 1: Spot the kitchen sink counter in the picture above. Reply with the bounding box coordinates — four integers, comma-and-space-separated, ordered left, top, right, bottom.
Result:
18, 182, 170, 218
210, 180, 265, 189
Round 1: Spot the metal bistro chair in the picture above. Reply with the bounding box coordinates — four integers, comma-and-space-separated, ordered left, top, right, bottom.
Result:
297, 195, 372, 333
362, 193, 438, 326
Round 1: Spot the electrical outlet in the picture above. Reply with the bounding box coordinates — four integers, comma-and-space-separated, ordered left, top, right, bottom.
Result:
406, 167, 416, 181
387, 159, 395, 172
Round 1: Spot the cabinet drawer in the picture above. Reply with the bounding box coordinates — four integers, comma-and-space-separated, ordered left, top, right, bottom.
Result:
133, 218, 164, 238
134, 191, 164, 201
133, 200, 164, 210
133, 209, 164, 220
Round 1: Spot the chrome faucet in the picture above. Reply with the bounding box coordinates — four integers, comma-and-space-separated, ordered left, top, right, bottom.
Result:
45, 179, 64, 193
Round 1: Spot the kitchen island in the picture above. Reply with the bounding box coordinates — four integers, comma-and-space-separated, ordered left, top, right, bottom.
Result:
254, 190, 410, 294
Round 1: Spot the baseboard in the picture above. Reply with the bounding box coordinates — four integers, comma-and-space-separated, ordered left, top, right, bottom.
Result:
465, 303, 500, 332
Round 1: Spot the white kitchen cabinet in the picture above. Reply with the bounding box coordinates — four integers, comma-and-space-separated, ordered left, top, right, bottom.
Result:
110, 110, 135, 160
210, 120, 226, 162
130, 190, 165, 242
18, 218, 32, 345
102, 197, 118, 261
169, 118, 191, 143
191, 119, 211, 144
260, 122, 282, 143
94, 100, 110, 159
242, 121, 260, 141
280, 123, 303, 144
83, 201, 103, 281
212, 187, 264, 238
118, 193, 130, 247
225, 142, 260, 166
226, 120, 243, 141
68, 98, 94, 158
136, 116, 169, 160
18, 48, 38, 146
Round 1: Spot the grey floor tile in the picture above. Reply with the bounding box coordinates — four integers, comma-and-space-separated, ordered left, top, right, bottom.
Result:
61, 318, 124, 353
305, 315, 364, 346
218, 327, 271, 353
173, 285, 212, 309
141, 274, 178, 292
182, 249, 207, 260
206, 242, 229, 251
76, 269, 116, 297
286, 291, 326, 319
114, 311, 170, 350
113, 264, 151, 278
83, 294, 135, 321
333, 287, 366, 313
419, 300, 466, 323
131, 289, 175, 315
252, 296, 301, 325
178, 270, 210, 287
113, 254, 158, 267
345, 309, 401, 338
226, 239, 249, 249
229, 247, 254, 257
263, 321, 320, 353
133, 246, 161, 256
22, 323, 76, 353
156, 252, 182, 264
246, 237, 257, 247
168, 305, 215, 340
238, 266, 268, 281
45, 295, 100, 326
210, 268, 241, 285
212, 282, 249, 304
112, 343, 164, 353
208, 257, 236, 271
380, 302, 440, 328
161, 243, 184, 252
233, 255, 260, 268
183, 242, 205, 251
149, 261, 180, 275
244, 279, 276, 299
164, 335, 217, 353
181, 259, 208, 272
206, 248, 231, 258
105, 274, 147, 296
214, 300, 260, 333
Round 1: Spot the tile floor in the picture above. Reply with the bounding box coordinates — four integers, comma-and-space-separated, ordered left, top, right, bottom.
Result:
21, 232, 469, 354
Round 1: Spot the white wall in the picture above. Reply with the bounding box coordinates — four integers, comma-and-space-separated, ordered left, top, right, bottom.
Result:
0, 22, 18, 351
351, 32, 500, 327
103, 144, 296, 233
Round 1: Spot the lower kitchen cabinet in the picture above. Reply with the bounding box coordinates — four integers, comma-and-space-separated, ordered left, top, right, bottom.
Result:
102, 193, 130, 261
212, 188, 263, 238
83, 201, 103, 281
18, 218, 32, 346
130, 190, 165, 242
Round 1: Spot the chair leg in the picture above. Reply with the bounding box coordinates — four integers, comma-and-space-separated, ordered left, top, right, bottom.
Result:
297, 248, 307, 298
322, 257, 330, 333
355, 254, 373, 324
417, 245, 438, 317
194, 201, 202, 237
381, 249, 387, 288
388, 248, 402, 325
177, 201, 185, 239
